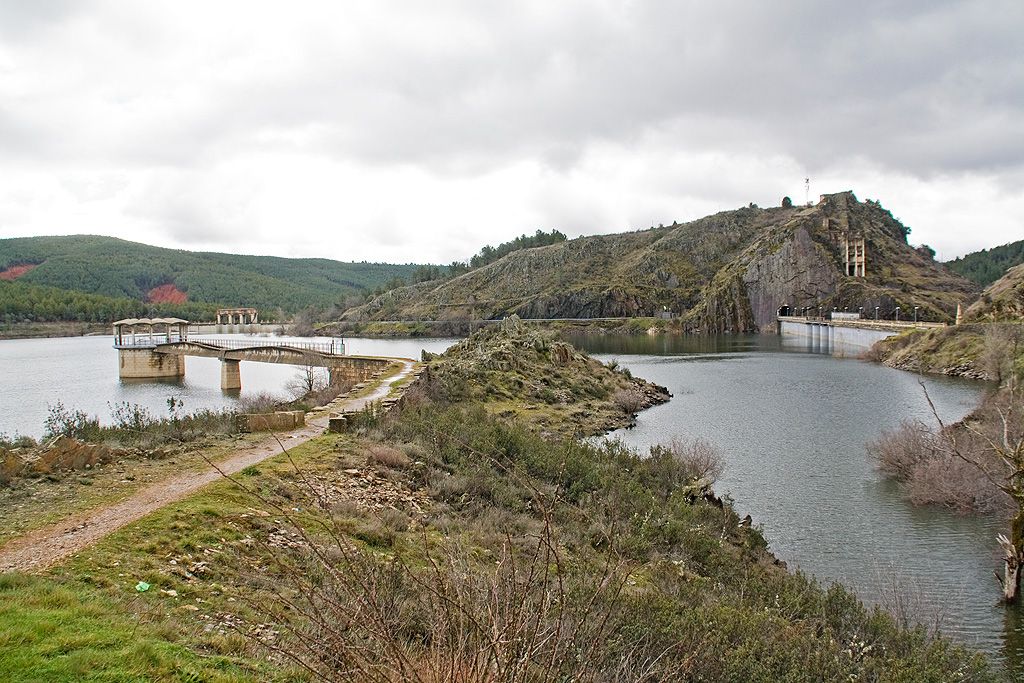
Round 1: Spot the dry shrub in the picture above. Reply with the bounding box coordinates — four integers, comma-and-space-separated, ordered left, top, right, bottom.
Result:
873, 563, 949, 637
305, 382, 349, 408
236, 392, 284, 415
868, 417, 1012, 514
612, 388, 645, 414
980, 325, 1022, 384
246, 515, 660, 683
669, 437, 725, 483
399, 441, 428, 462
905, 455, 1003, 513
366, 444, 411, 469
867, 419, 938, 481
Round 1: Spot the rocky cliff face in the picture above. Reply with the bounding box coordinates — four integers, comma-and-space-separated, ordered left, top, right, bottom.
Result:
345, 192, 978, 333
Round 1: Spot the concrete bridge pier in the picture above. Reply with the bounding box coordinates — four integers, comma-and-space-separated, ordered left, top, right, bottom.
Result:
119, 348, 184, 380
221, 359, 241, 391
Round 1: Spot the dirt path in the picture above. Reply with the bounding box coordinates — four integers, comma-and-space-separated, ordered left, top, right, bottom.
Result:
0, 359, 416, 574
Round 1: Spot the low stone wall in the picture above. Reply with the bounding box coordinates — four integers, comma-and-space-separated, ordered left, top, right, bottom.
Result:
236, 410, 305, 433
328, 356, 396, 384
328, 364, 429, 433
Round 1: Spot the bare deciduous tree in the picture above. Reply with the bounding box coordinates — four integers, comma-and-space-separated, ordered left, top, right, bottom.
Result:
923, 379, 1024, 602
286, 365, 328, 400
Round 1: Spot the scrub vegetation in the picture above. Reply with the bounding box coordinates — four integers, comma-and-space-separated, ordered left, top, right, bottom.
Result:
869, 264, 1024, 603
0, 322, 1000, 681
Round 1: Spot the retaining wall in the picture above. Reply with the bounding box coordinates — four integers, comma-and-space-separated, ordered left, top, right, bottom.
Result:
327, 365, 429, 433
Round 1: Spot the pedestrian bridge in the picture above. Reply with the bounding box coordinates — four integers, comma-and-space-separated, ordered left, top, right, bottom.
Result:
112, 318, 393, 390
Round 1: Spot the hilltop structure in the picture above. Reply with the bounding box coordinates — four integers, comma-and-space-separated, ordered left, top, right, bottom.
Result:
343, 192, 976, 333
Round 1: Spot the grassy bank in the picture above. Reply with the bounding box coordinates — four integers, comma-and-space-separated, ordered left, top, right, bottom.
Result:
2, 408, 995, 681
870, 322, 1024, 381
0, 322, 1001, 680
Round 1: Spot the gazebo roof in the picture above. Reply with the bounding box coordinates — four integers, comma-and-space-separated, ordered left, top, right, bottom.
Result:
113, 317, 189, 326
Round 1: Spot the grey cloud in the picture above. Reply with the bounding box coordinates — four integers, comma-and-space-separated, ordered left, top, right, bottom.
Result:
0, 1, 80, 40
1, 0, 1021, 261
3, 0, 1020, 180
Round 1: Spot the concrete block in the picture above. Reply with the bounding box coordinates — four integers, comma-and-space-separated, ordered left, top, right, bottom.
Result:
236, 410, 305, 433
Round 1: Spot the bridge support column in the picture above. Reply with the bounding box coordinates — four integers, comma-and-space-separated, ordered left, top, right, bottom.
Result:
118, 349, 184, 380
221, 359, 241, 391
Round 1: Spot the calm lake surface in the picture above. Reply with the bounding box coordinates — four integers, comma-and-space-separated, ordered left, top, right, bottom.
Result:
1, 331, 1020, 670
0, 334, 457, 440
571, 333, 1022, 671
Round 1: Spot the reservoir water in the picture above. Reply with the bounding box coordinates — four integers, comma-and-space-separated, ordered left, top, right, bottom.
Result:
571, 333, 1022, 671
0, 335, 457, 441
1, 332, 1020, 670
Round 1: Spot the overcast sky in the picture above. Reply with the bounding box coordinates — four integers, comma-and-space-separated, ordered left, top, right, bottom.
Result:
1, 1, 1021, 264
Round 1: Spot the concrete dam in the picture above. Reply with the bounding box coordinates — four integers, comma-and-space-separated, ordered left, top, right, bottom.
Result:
776, 314, 944, 354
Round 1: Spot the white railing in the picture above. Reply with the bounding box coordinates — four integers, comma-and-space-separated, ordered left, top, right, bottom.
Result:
189, 337, 345, 355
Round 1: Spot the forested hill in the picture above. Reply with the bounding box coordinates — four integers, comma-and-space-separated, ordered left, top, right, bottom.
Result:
946, 239, 1024, 288
0, 235, 422, 319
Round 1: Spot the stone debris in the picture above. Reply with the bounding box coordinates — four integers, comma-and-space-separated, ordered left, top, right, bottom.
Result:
267, 528, 305, 550
305, 468, 429, 516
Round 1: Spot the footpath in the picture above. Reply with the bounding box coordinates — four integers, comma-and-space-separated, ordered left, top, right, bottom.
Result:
0, 359, 416, 573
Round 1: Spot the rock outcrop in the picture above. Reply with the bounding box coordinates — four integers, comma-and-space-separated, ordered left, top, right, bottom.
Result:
425, 316, 670, 436
343, 192, 977, 332
1, 436, 120, 486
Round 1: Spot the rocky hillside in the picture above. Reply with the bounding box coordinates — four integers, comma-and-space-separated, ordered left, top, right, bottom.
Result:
964, 263, 1024, 322
873, 265, 1024, 380
423, 316, 670, 436
343, 192, 977, 332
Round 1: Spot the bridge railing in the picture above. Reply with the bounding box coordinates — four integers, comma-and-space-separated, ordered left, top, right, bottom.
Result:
189, 337, 345, 355
777, 315, 946, 330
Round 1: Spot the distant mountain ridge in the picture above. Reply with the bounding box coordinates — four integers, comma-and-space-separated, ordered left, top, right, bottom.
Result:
343, 192, 979, 332
0, 235, 422, 317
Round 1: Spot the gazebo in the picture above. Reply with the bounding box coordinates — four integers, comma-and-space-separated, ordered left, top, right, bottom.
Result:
112, 317, 189, 348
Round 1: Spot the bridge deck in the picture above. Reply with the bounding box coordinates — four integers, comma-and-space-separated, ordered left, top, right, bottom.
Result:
115, 336, 343, 354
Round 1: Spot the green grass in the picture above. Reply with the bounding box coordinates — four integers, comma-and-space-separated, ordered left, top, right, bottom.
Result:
0, 574, 254, 682
0, 435, 351, 682
0, 435, 263, 550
